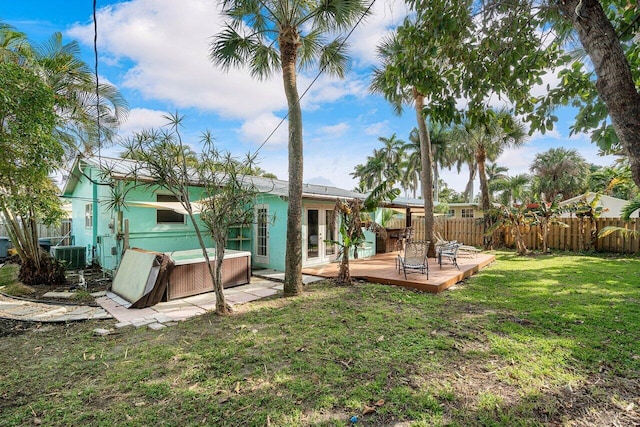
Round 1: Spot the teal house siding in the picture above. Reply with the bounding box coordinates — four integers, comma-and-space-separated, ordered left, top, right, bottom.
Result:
63, 156, 419, 274
253, 194, 288, 271
64, 160, 215, 272
110, 184, 214, 271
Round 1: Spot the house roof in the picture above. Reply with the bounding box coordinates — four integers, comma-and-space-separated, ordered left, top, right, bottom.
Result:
447, 202, 481, 208
558, 192, 640, 218
62, 155, 429, 208
382, 196, 433, 209
62, 155, 392, 203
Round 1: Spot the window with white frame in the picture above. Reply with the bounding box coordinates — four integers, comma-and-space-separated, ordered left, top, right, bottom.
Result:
85, 204, 93, 228
461, 208, 474, 218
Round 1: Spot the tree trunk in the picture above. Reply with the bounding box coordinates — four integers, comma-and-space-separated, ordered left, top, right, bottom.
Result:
338, 250, 351, 284
414, 89, 436, 258
433, 145, 440, 203
187, 210, 231, 315
514, 226, 528, 255
281, 34, 304, 296
0, 204, 27, 263
556, 0, 640, 188
214, 239, 232, 315
476, 146, 493, 249
464, 165, 476, 203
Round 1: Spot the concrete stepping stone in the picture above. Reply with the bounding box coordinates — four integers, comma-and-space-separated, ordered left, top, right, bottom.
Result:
43, 291, 76, 299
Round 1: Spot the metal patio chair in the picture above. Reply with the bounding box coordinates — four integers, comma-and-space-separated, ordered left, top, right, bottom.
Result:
398, 241, 429, 279
438, 242, 461, 270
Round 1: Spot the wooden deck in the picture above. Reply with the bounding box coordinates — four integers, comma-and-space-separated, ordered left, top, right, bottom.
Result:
301, 251, 496, 293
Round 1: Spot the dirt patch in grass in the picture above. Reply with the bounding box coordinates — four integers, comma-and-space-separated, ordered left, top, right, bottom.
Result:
0, 318, 43, 337
0, 262, 111, 305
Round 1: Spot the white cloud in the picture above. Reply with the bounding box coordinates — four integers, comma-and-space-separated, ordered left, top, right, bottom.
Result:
298, 74, 370, 112
364, 120, 389, 136
495, 146, 537, 176
118, 108, 170, 136
67, 0, 385, 137
317, 122, 350, 138
529, 128, 562, 142
303, 151, 362, 189
238, 113, 288, 147
348, 0, 411, 67
68, 0, 286, 120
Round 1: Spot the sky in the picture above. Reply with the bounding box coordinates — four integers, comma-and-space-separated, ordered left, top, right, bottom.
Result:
2, 0, 618, 194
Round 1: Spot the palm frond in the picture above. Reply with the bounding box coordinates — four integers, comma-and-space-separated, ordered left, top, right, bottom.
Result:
313, 0, 370, 32
621, 196, 640, 221
209, 25, 256, 71
318, 38, 348, 78
297, 28, 324, 70
250, 43, 280, 79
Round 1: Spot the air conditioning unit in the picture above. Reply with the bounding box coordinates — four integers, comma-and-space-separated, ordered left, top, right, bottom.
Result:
51, 246, 86, 270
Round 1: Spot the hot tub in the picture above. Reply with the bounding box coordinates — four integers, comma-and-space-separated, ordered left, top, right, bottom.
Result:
166, 248, 251, 300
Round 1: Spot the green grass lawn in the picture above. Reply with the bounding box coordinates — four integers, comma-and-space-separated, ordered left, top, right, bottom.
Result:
1, 252, 639, 426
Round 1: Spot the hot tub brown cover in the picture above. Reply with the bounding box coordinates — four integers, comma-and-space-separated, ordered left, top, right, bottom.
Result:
111, 248, 174, 308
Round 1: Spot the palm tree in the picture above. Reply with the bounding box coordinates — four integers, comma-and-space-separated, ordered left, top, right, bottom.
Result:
451, 111, 528, 248
122, 143, 199, 168
0, 22, 31, 64
530, 147, 589, 201
1, 24, 127, 284
401, 125, 451, 200
351, 149, 386, 191
402, 129, 422, 199
32, 33, 128, 155
370, 31, 437, 256
210, 0, 369, 296
443, 133, 477, 203
352, 135, 406, 195
429, 122, 452, 203
492, 174, 530, 207
1, 25, 128, 156
486, 162, 510, 201
378, 134, 404, 167
587, 160, 638, 200
485, 162, 509, 183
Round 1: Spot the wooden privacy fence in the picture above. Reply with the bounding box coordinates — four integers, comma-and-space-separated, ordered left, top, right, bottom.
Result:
0, 220, 73, 246
411, 217, 639, 253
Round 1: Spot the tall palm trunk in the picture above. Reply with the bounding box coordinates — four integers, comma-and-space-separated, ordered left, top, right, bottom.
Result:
476, 145, 493, 249
432, 144, 440, 203
281, 31, 304, 296
414, 88, 435, 257
464, 164, 476, 203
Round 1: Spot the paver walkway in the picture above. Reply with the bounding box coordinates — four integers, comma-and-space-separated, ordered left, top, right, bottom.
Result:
0, 293, 111, 322
0, 271, 325, 328
98, 273, 324, 330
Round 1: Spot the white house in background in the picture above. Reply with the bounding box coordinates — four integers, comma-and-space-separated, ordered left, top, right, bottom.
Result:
446, 202, 484, 219
559, 192, 640, 218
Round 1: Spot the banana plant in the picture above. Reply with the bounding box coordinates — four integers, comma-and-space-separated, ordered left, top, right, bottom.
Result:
487, 204, 535, 255
564, 193, 605, 251
530, 195, 567, 253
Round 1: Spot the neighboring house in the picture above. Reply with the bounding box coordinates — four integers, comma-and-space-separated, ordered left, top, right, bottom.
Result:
446, 203, 483, 219
558, 192, 640, 218
62, 155, 383, 273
